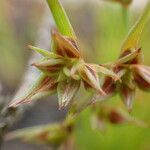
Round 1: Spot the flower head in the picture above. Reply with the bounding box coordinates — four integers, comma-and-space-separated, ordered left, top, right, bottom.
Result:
9, 30, 119, 109
93, 1, 150, 111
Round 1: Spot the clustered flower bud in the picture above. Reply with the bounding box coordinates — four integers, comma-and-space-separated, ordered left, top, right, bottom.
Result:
9, 30, 119, 109
100, 47, 150, 111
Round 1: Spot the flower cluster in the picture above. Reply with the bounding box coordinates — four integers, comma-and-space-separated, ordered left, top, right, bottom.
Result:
9, 30, 119, 109
101, 48, 149, 111
5, 0, 150, 149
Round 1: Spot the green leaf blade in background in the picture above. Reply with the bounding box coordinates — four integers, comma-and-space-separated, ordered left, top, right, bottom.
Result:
121, 1, 150, 52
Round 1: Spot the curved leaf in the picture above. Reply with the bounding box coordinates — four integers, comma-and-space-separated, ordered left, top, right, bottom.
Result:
121, 1, 150, 52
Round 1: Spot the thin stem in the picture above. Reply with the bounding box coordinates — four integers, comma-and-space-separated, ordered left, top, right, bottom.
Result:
46, 0, 76, 39
122, 6, 129, 32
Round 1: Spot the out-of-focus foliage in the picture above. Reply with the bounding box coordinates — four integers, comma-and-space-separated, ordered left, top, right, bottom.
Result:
1, 0, 150, 150
0, 1, 44, 89
71, 2, 150, 150
0, 1, 23, 87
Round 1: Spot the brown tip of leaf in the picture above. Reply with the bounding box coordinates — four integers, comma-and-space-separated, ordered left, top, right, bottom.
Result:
8, 98, 31, 108
99, 89, 107, 97
31, 63, 40, 67
51, 28, 58, 37
27, 45, 32, 49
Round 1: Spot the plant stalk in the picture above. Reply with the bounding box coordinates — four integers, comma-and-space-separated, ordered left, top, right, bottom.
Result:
46, 0, 76, 39
122, 6, 129, 32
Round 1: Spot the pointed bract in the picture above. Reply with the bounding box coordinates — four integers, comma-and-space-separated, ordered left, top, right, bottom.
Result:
29, 45, 62, 59
119, 83, 135, 111
79, 64, 105, 95
52, 30, 81, 58
57, 80, 80, 109
132, 65, 150, 90
92, 64, 120, 81
117, 48, 141, 65
32, 59, 65, 77
9, 75, 57, 108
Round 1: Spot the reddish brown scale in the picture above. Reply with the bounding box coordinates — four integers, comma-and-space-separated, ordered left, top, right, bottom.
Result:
35, 64, 63, 72
102, 77, 116, 94
46, 64, 63, 72
134, 74, 150, 90
65, 48, 79, 58
38, 77, 57, 92
65, 124, 74, 133
113, 66, 124, 74
83, 80, 92, 90
15, 77, 57, 106
130, 48, 142, 64
57, 46, 79, 58
120, 84, 130, 99
37, 131, 49, 141
56, 48, 65, 57
109, 110, 126, 124
66, 37, 79, 50
119, 49, 131, 59
85, 65, 97, 81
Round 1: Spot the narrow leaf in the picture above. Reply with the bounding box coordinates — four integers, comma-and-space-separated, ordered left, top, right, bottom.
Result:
29, 45, 62, 58
121, 1, 150, 52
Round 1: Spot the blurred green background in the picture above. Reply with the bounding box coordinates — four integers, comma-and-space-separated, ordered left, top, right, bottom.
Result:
0, 0, 150, 150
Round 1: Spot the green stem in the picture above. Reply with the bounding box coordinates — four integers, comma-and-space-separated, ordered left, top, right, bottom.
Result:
122, 6, 129, 32
46, 0, 76, 39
